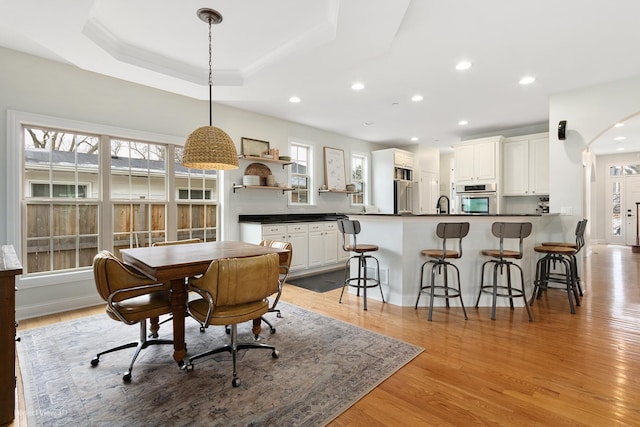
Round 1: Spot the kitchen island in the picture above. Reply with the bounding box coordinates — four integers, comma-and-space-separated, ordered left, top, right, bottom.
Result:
347, 213, 575, 308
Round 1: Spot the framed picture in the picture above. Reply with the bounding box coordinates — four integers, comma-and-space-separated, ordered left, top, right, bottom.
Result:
323, 147, 346, 191
241, 137, 270, 157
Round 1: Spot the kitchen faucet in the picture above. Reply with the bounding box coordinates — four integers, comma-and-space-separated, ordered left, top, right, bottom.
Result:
436, 195, 450, 214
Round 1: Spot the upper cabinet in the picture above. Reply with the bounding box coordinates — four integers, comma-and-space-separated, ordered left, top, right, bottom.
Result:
502, 133, 549, 196
453, 136, 503, 184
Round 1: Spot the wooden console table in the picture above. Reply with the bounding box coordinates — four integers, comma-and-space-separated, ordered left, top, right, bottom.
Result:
0, 245, 22, 425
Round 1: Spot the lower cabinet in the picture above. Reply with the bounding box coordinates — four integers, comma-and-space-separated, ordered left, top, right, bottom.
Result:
240, 221, 344, 273
308, 222, 338, 268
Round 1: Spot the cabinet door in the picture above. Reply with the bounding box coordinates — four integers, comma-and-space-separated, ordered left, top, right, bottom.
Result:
307, 223, 324, 268
454, 144, 475, 182
323, 223, 338, 264
474, 140, 497, 181
530, 137, 549, 195
503, 140, 529, 195
287, 224, 308, 271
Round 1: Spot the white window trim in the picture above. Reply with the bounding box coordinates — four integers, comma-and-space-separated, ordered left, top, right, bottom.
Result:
7, 110, 184, 289
288, 138, 315, 206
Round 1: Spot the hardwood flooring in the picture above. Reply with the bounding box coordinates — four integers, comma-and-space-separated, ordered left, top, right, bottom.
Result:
12, 244, 640, 426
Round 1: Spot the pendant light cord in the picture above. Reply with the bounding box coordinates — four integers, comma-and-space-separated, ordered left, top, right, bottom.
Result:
208, 18, 213, 127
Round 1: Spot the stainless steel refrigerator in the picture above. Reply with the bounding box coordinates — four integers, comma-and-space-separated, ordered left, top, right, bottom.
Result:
394, 180, 413, 214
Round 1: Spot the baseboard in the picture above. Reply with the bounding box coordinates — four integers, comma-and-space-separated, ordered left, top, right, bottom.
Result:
16, 295, 102, 321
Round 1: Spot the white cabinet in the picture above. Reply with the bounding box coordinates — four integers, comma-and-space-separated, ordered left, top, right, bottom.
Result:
454, 136, 502, 184
394, 150, 414, 168
372, 148, 415, 214
285, 223, 308, 271
503, 134, 549, 196
417, 170, 439, 214
308, 222, 338, 268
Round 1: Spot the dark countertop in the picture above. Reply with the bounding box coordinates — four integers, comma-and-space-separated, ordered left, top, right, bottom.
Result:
238, 213, 349, 224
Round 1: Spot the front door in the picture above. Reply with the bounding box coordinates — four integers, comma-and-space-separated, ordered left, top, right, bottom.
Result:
625, 176, 640, 245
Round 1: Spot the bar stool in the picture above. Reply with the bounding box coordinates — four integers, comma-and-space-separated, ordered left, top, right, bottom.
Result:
415, 222, 470, 321
475, 222, 534, 321
539, 218, 587, 296
337, 219, 385, 311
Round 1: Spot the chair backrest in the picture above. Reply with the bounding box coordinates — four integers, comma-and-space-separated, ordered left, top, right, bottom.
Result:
491, 222, 532, 259
92, 250, 160, 302
435, 222, 470, 258
152, 238, 202, 247
575, 219, 588, 252
337, 219, 360, 251
196, 253, 280, 307
259, 239, 293, 276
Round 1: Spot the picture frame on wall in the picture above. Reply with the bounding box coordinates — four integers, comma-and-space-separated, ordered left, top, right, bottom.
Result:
241, 137, 270, 157
323, 147, 346, 191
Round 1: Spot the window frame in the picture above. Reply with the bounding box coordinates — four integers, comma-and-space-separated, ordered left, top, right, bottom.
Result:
350, 152, 368, 206
288, 139, 314, 206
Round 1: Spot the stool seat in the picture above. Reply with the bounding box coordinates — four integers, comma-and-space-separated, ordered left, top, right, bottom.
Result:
534, 245, 576, 255
480, 249, 521, 258
347, 244, 379, 253
541, 242, 577, 248
421, 249, 459, 258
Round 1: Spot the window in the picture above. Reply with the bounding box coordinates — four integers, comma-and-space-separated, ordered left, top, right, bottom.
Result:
175, 148, 218, 242
23, 126, 100, 274
20, 124, 220, 276
289, 142, 312, 205
351, 154, 367, 206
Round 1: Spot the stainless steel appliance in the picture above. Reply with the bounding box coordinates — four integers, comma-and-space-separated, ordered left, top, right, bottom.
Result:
456, 183, 497, 215
394, 180, 413, 214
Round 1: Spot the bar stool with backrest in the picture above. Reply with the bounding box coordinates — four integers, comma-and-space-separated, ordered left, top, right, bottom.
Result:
475, 222, 534, 321
337, 219, 385, 311
415, 222, 470, 321
530, 219, 587, 314
540, 218, 587, 296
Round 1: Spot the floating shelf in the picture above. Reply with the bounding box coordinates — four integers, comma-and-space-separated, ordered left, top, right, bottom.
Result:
233, 184, 293, 194
239, 155, 292, 169
318, 189, 356, 195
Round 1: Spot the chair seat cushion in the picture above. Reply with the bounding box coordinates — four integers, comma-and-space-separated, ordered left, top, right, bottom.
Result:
189, 298, 269, 326
347, 244, 378, 253
107, 290, 172, 323
421, 249, 459, 258
534, 245, 577, 255
541, 242, 577, 248
481, 249, 521, 259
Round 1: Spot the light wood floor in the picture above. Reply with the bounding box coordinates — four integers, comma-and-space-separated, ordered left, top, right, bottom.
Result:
12, 244, 640, 426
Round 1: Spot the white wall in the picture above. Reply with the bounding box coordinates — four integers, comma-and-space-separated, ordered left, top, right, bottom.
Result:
0, 47, 383, 318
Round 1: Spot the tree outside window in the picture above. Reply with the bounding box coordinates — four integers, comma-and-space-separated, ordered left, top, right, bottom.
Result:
351, 154, 366, 206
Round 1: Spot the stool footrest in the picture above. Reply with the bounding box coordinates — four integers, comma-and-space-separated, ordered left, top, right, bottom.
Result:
345, 278, 380, 288
478, 285, 525, 299
418, 285, 462, 298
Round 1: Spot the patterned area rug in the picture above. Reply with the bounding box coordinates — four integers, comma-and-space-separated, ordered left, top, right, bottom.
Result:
17, 302, 422, 426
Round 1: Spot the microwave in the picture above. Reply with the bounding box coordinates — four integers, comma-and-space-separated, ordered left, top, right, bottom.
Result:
456, 184, 497, 215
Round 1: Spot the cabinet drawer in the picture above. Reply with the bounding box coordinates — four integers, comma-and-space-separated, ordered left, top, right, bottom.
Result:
324, 222, 338, 232
308, 223, 324, 232
287, 223, 308, 234
262, 224, 286, 236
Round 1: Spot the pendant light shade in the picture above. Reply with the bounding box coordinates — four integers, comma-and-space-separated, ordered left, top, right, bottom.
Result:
182, 126, 239, 170
181, 8, 239, 171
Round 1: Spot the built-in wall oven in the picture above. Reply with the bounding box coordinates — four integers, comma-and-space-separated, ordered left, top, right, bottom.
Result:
456, 183, 497, 215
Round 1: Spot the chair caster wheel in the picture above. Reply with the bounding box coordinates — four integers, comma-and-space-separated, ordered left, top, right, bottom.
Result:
148, 332, 159, 338
270, 327, 276, 334
276, 313, 282, 318
225, 326, 231, 335
272, 350, 279, 359
199, 326, 206, 333
90, 357, 99, 367
232, 378, 241, 388
123, 372, 132, 382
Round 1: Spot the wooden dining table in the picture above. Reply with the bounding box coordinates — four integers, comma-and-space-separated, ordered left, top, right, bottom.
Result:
121, 240, 289, 365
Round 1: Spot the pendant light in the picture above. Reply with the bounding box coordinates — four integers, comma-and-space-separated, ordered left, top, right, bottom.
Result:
181, 8, 239, 170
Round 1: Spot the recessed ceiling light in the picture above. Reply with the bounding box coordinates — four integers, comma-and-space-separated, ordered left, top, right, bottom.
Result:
364, 122, 373, 126
614, 122, 625, 127
411, 94, 424, 102
351, 82, 365, 91
410, 137, 419, 142
458, 120, 469, 126
519, 76, 536, 85
456, 61, 472, 71
289, 96, 301, 103
614, 136, 626, 142
617, 147, 625, 151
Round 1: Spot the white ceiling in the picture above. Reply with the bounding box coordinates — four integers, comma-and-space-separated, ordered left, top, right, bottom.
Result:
1, 0, 640, 154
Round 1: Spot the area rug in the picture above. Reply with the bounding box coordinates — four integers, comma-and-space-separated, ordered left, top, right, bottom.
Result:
287, 269, 345, 293
17, 302, 422, 426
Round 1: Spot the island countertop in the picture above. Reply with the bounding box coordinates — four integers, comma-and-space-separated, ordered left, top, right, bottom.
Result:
344, 213, 574, 308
